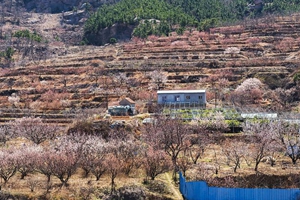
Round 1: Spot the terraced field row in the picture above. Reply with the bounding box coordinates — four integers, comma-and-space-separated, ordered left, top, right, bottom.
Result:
0, 14, 299, 123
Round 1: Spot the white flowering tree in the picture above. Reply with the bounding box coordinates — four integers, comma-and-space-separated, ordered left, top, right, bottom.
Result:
8, 93, 20, 108
242, 120, 278, 171
149, 70, 167, 90
224, 47, 240, 57
233, 78, 263, 105
15, 145, 42, 179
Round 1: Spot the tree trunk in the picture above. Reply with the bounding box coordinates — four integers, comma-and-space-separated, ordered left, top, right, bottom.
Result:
47, 174, 51, 183
82, 168, 90, 178
20, 171, 27, 179
111, 176, 116, 194
254, 162, 259, 171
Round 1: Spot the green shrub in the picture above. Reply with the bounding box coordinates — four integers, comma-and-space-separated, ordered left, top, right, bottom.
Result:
109, 37, 117, 44
13, 29, 42, 42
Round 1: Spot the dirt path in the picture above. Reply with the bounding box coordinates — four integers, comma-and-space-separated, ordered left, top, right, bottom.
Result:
165, 173, 183, 200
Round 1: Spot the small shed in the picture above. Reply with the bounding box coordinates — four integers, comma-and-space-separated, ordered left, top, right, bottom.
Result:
119, 97, 135, 115
119, 97, 135, 107
107, 97, 136, 116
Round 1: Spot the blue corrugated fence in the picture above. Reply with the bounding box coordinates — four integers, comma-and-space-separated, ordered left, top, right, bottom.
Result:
179, 173, 300, 200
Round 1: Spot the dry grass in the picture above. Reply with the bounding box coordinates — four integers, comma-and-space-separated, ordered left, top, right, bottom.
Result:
3, 170, 183, 200
1, 137, 180, 199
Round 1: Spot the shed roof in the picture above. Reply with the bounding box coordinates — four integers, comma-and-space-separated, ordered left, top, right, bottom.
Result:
157, 90, 205, 94
119, 97, 135, 105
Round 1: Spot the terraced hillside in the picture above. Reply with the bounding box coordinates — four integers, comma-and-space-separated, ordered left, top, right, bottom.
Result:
1, 14, 300, 124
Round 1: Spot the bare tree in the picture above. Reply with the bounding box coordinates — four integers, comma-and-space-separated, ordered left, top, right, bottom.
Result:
243, 120, 277, 171
273, 119, 300, 164
177, 156, 192, 177
94, 71, 116, 109
88, 66, 105, 87
222, 139, 246, 173
0, 125, 12, 144
26, 177, 41, 193
187, 126, 212, 164
274, 88, 296, 110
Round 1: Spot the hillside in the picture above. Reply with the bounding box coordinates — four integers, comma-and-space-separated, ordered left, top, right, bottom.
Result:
83, 0, 300, 44
0, 11, 299, 124
1, 1, 300, 200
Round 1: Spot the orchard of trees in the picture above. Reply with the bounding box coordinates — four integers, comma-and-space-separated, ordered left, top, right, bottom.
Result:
1, 110, 300, 198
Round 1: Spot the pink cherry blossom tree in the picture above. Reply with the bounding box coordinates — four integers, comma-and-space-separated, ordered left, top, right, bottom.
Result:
34, 148, 53, 183
115, 140, 143, 176
143, 146, 172, 180
142, 116, 193, 178
37, 136, 84, 187
105, 152, 123, 193
80, 136, 107, 181
0, 148, 18, 184
15, 145, 42, 179
10, 117, 61, 144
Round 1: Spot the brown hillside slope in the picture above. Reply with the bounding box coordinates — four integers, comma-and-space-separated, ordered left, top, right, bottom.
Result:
1, 13, 300, 124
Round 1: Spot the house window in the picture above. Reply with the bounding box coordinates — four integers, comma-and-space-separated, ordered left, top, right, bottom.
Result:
199, 96, 202, 99
162, 96, 167, 102
175, 95, 180, 102
186, 96, 190, 100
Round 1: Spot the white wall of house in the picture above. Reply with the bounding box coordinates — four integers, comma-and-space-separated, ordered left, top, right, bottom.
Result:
157, 90, 206, 104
